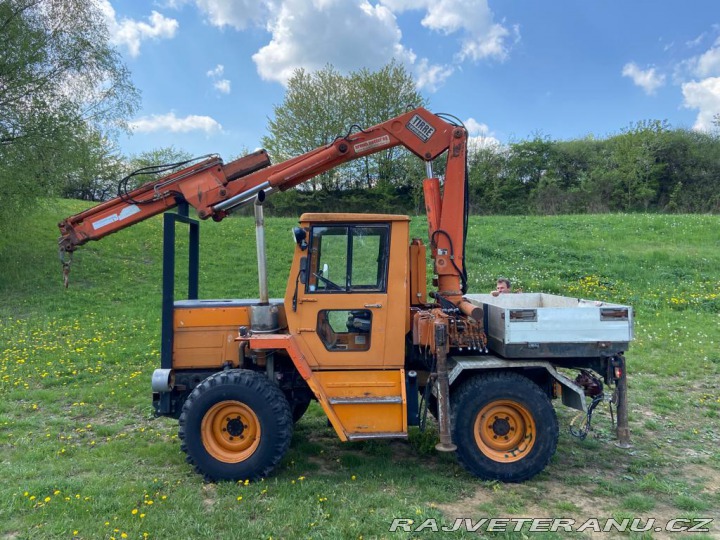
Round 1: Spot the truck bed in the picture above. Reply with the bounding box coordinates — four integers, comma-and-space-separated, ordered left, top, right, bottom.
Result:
464, 293, 633, 359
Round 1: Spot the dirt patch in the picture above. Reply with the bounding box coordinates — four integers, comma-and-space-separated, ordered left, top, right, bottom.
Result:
682, 462, 720, 493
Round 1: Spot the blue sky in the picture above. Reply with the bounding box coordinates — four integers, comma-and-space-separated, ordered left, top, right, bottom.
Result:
102, 0, 720, 160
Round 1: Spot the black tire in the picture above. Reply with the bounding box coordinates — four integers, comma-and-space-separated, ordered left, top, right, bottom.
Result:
451, 371, 558, 483
179, 369, 293, 481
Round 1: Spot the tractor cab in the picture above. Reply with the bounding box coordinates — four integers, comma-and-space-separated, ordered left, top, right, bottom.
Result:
285, 214, 411, 370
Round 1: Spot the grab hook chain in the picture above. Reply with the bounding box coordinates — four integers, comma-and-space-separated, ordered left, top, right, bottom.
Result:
60, 250, 73, 288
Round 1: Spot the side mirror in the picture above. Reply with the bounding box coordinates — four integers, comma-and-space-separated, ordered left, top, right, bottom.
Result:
293, 227, 308, 251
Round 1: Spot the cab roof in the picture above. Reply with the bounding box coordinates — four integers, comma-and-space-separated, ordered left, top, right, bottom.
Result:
299, 213, 410, 223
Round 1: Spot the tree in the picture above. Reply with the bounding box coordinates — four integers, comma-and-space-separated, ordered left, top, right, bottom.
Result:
346, 62, 428, 190
0, 0, 139, 220
261, 61, 426, 191
57, 126, 124, 201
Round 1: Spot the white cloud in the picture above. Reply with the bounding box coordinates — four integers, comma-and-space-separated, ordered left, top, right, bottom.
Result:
622, 62, 666, 95
129, 112, 223, 134
459, 23, 519, 63
685, 32, 706, 48
187, 0, 514, 91
193, 0, 272, 29
206, 64, 224, 78
464, 117, 501, 149
99, 1, 178, 57
252, 0, 414, 85
214, 79, 231, 94
381, 0, 517, 62
693, 38, 720, 78
682, 77, 720, 131
206, 64, 231, 94
414, 59, 454, 92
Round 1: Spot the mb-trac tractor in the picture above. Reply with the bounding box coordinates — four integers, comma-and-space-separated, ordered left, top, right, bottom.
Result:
58, 107, 631, 483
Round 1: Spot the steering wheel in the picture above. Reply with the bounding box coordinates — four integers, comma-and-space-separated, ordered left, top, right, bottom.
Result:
313, 272, 343, 291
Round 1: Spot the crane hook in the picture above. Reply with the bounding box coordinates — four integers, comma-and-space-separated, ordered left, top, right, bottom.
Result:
59, 249, 73, 288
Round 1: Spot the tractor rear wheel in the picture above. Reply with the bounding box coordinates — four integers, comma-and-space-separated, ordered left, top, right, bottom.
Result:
179, 369, 293, 481
451, 371, 558, 482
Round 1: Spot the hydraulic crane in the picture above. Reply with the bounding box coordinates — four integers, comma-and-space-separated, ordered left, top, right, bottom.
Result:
59, 107, 631, 483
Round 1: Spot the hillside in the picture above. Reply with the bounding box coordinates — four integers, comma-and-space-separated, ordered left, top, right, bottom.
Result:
1, 199, 718, 538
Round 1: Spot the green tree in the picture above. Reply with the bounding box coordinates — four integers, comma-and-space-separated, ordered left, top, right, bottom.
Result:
346, 61, 427, 189
608, 120, 668, 211
261, 61, 426, 192
58, 126, 124, 201
122, 147, 193, 191
0, 0, 138, 220
467, 145, 508, 214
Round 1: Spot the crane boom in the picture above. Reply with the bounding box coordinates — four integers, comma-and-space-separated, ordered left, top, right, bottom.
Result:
58, 107, 468, 295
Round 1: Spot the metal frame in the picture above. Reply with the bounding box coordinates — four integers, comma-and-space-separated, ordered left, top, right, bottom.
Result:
160, 202, 200, 371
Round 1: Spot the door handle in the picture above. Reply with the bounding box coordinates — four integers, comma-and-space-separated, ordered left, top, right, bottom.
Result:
364, 303, 382, 309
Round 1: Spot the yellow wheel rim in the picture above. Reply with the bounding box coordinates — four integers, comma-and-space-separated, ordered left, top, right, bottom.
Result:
473, 400, 536, 463
201, 401, 261, 463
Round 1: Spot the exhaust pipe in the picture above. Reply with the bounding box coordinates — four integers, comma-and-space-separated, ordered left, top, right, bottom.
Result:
249, 194, 281, 333
254, 195, 269, 304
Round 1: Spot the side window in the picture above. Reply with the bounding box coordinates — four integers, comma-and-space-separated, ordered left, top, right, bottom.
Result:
317, 309, 372, 351
350, 227, 386, 290
307, 225, 388, 293
308, 226, 348, 292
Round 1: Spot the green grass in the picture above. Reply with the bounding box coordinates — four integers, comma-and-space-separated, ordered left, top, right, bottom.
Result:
1, 200, 719, 539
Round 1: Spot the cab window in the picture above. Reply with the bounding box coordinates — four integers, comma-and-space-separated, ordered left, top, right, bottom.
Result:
317, 309, 372, 351
307, 225, 389, 293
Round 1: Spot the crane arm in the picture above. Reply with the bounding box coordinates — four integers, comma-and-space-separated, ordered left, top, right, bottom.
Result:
58, 107, 468, 294
57, 151, 272, 252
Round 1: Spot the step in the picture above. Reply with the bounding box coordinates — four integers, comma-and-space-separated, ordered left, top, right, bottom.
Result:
346, 431, 408, 441
328, 395, 403, 405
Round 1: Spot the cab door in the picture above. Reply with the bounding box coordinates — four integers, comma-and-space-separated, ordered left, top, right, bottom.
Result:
296, 222, 391, 369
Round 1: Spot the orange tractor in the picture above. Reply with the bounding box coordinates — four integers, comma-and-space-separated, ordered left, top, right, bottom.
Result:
59, 108, 631, 482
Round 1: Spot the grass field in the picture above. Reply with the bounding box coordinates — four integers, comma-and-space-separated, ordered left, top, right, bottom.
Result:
1, 199, 719, 539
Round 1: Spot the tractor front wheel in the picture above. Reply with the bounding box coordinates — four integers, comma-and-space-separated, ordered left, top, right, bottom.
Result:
179, 369, 293, 481
451, 372, 558, 482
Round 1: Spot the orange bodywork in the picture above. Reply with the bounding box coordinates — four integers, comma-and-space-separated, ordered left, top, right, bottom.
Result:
245, 334, 407, 441
284, 213, 410, 370
168, 213, 415, 439
173, 306, 248, 369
